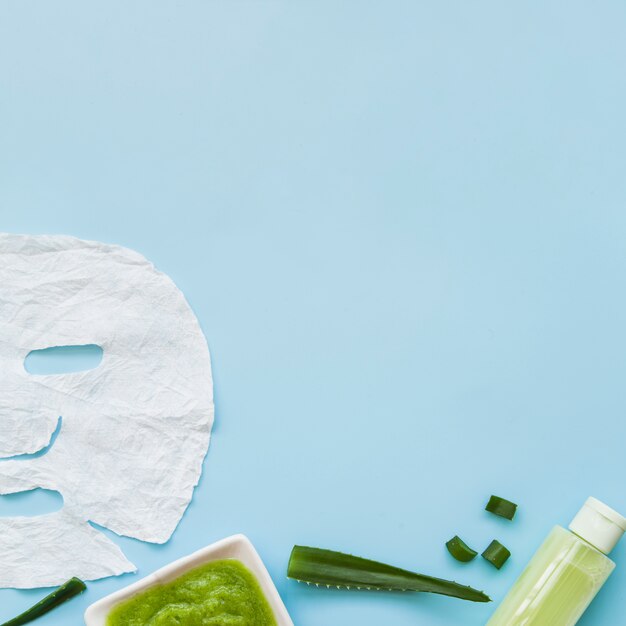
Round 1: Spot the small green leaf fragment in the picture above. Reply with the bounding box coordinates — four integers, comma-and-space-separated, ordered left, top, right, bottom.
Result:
288, 545, 491, 602
446, 536, 478, 562
486, 495, 518, 521
482, 540, 511, 570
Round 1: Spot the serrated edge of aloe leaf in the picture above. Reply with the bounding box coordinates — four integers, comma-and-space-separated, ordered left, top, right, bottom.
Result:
287, 546, 491, 603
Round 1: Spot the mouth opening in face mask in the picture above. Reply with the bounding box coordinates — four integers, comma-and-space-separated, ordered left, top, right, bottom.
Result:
0, 487, 63, 517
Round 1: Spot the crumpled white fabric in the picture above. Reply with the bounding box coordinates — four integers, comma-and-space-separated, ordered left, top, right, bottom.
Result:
0, 233, 214, 588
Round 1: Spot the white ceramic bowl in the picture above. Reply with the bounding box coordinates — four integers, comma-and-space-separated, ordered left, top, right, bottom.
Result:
84, 534, 294, 626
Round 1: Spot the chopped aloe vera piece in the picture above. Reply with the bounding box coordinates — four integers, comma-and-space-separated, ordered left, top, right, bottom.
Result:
482, 540, 511, 570
288, 546, 490, 603
446, 536, 478, 562
486, 495, 518, 520
0, 578, 86, 626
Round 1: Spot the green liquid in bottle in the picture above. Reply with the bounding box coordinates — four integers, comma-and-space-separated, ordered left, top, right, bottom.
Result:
486, 526, 614, 626
487, 498, 626, 626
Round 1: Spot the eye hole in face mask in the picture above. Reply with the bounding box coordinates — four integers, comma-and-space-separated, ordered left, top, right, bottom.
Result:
24, 344, 104, 375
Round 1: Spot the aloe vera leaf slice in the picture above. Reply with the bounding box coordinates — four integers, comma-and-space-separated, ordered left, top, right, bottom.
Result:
485, 495, 518, 521
0, 578, 86, 626
446, 536, 478, 563
482, 540, 511, 570
288, 546, 490, 603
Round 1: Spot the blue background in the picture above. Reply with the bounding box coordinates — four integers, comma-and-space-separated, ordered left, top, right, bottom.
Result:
1, 1, 626, 624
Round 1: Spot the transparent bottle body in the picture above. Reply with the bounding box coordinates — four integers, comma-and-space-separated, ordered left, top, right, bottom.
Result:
486, 526, 615, 626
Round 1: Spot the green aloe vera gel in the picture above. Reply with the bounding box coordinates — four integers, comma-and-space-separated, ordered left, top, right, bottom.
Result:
106, 560, 277, 626
486, 497, 626, 626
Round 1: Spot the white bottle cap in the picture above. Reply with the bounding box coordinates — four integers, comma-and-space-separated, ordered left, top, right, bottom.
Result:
569, 497, 626, 555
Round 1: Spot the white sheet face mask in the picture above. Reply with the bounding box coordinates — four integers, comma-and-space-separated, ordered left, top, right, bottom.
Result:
0, 233, 214, 588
